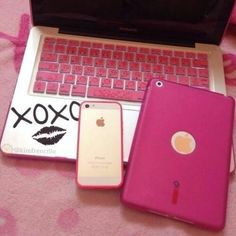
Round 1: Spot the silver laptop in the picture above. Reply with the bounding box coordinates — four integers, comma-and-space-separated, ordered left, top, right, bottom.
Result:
1, 0, 235, 171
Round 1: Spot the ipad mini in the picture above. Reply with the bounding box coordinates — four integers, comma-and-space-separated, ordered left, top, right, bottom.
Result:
121, 79, 234, 230
77, 101, 123, 188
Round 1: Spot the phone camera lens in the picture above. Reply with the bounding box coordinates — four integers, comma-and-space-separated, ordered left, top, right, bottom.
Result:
156, 81, 163, 87
85, 104, 90, 108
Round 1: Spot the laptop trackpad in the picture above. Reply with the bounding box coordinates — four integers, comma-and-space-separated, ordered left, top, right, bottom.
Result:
123, 109, 139, 163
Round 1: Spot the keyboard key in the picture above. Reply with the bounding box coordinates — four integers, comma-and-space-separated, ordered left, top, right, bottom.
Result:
164, 66, 174, 74
181, 58, 191, 67
125, 80, 136, 90
77, 76, 88, 85
124, 52, 134, 61
199, 68, 209, 78
142, 63, 151, 72
68, 39, 79, 46
130, 62, 140, 71
33, 81, 46, 93
72, 85, 86, 96
132, 71, 142, 81
128, 46, 138, 52
72, 65, 83, 75
152, 64, 163, 73
88, 87, 144, 102
41, 52, 57, 62
44, 37, 56, 44
118, 61, 128, 70
159, 56, 169, 65
140, 47, 150, 54
113, 51, 123, 60
104, 44, 115, 50
147, 55, 157, 63
89, 77, 100, 86
138, 81, 148, 91
176, 67, 186, 75
84, 66, 95, 76
59, 64, 71, 73
116, 45, 126, 51
71, 56, 81, 64
197, 53, 208, 60
186, 52, 196, 58
42, 43, 54, 52
94, 58, 105, 67
190, 77, 203, 87
178, 76, 189, 85
156, 74, 166, 80
143, 72, 153, 82
64, 75, 76, 84
46, 82, 59, 94
36, 72, 63, 82
163, 49, 173, 56
96, 68, 107, 77
58, 55, 69, 63
136, 53, 145, 62
198, 78, 209, 88
81, 41, 91, 47
193, 59, 208, 68
59, 84, 71, 95
82, 57, 93, 66
55, 44, 65, 53
108, 69, 119, 78
101, 78, 112, 88
78, 47, 89, 56
170, 57, 180, 66
92, 42, 102, 48
167, 75, 178, 82
120, 70, 130, 80
57, 38, 68, 44
151, 48, 161, 55
192, 59, 203, 68
106, 60, 116, 68
174, 51, 184, 57
38, 62, 59, 72
90, 48, 100, 57
187, 68, 197, 77
101, 50, 112, 59
113, 80, 124, 89
66, 46, 77, 54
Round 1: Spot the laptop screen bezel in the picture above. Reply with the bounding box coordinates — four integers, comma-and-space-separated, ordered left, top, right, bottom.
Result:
30, 0, 235, 46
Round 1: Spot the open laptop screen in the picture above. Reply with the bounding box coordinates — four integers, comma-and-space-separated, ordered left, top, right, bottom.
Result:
31, 0, 234, 46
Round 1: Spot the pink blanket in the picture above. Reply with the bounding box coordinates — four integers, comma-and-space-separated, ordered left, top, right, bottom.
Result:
1, 1, 236, 235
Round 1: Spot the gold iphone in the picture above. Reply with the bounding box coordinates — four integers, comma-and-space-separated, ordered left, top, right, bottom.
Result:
76, 101, 123, 188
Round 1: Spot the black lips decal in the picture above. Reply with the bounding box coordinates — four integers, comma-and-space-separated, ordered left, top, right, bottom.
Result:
32, 126, 66, 145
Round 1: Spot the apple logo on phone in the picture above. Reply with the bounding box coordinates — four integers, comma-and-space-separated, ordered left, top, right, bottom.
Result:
96, 117, 105, 127
171, 131, 196, 155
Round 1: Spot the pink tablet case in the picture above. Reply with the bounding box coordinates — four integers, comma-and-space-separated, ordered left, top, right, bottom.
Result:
121, 79, 235, 230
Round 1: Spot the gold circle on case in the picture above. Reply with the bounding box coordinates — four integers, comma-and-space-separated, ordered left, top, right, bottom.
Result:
171, 131, 196, 155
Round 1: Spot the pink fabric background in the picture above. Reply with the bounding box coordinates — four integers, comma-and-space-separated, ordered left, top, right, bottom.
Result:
1, 1, 236, 235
